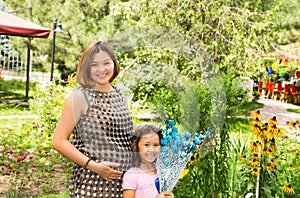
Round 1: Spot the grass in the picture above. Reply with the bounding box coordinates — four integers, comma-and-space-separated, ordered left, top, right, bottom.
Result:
226, 117, 252, 133
287, 108, 300, 114
0, 79, 38, 100
0, 103, 32, 116
36, 190, 69, 198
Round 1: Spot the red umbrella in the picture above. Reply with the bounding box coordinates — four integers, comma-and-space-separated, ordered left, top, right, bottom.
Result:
0, 11, 50, 38
0, 10, 50, 101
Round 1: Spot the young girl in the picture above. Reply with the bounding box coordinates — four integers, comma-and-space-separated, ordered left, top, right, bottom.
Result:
122, 124, 174, 198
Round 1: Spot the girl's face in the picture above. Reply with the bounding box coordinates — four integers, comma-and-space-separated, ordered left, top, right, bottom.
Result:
138, 133, 161, 164
90, 51, 114, 86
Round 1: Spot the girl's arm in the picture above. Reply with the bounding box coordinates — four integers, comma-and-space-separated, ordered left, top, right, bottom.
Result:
123, 189, 135, 198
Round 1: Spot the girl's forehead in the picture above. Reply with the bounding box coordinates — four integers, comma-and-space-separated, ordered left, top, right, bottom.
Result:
140, 133, 159, 140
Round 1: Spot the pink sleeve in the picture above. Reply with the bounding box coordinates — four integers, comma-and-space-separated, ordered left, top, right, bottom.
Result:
122, 168, 138, 190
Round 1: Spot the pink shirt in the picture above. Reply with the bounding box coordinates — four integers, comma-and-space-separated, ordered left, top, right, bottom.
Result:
122, 167, 158, 198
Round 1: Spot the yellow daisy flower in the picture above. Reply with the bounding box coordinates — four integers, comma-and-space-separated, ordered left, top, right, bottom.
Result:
266, 163, 272, 170
251, 110, 262, 120
282, 184, 294, 195
180, 169, 189, 179
251, 167, 260, 175
272, 165, 279, 173
251, 152, 259, 159
276, 128, 284, 136
249, 159, 259, 166
267, 148, 274, 155
273, 156, 280, 162
261, 148, 269, 155
268, 116, 278, 126
250, 142, 258, 150
267, 159, 275, 166
239, 155, 247, 161
270, 142, 276, 149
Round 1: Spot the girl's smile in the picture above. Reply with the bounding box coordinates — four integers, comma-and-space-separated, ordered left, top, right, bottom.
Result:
138, 133, 161, 164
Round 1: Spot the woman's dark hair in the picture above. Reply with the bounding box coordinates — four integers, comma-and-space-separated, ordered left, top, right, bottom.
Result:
131, 124, 162, 167
76, 41, 120, 88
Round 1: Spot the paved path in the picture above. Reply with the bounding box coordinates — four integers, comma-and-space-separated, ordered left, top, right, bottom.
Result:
253, 98, 300, 126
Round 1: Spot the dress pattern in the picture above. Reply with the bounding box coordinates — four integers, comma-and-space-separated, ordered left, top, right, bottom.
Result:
69, 86, 133, 198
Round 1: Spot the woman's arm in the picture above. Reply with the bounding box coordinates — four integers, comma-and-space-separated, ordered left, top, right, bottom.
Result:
52, 90, 89, 167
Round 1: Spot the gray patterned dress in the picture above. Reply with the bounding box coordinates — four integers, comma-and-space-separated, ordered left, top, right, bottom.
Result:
69, 86, 133, 198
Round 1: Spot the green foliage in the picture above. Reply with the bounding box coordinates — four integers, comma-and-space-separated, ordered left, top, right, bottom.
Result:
287, 108, 300, 114
173, 128, 231, 197
4, 0, 295, 80
0, 117, 71, 195
0, 79, 38, 100
29, 81, 75, 131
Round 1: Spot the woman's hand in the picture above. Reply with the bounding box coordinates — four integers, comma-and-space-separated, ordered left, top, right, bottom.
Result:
88, 161, 123, 181
156, 190, 174, 198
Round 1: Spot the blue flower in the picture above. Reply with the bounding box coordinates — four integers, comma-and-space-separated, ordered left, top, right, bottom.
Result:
205, 131, 211, 136
171, 131, 177, 138
175, 139, 182, 146
172, 126, 178, 133
161, 139, 168, 146
169, 120, 174, 127
193, 137, 201, 145
183, 130, 191, 139
171, 145, 177, 152
182, 141, 190, 149
192, 145, 198, 151
198, 134, 204, 140
166, 135, 172, 142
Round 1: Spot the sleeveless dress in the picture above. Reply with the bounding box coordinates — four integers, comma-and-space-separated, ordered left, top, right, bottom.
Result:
69, 86, 133, 198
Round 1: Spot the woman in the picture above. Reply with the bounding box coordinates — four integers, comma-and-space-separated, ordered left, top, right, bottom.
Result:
53, 41, 133, 197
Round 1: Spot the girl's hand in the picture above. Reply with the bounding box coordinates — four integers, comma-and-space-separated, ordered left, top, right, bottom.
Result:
156, 190, 174, 198
88, 161, 123, 181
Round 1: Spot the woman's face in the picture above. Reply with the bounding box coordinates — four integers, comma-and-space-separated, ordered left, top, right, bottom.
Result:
90, 51, 114, 86
138, 133, 161, 164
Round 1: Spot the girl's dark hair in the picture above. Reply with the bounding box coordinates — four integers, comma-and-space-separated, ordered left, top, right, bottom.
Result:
76, 41, 120, 88
131, 124, 162, 167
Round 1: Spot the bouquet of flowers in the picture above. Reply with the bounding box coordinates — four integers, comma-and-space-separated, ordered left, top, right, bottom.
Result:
155, 119, 210, 193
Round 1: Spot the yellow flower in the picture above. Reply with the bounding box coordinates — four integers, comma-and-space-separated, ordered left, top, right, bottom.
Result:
180, 169, 189, 179
270, 142, 276, 149
250, 142, 258, 151
251, 152, 259, 159
267, 159, 275, 166
272, 165, 279, 173
276, 128, 284, 136
268, 116, 278, 126
251, 111, 262, 120
282, 184, 294, 195
267, 148, 274, 155
273, 156, 280, 162
266, 163, 272, 170
251, 125, 261, 136
261, 148, 269, 155
39, 157, 46, 163
251, 167, 260, 175
240, 155, 246, 161
248, 159, 259, 166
